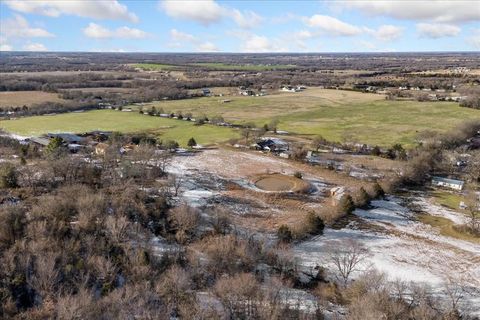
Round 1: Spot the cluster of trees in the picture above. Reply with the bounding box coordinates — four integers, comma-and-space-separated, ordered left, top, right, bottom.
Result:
460, 96, 480, 109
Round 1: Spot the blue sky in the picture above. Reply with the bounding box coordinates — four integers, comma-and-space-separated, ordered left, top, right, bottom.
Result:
1, 0, 479, 52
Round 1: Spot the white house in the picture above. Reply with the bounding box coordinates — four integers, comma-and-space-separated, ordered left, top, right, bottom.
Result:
431, 176, 464, 191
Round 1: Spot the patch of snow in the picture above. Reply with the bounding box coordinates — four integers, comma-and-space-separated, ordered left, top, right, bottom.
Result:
293, 197, 480, 316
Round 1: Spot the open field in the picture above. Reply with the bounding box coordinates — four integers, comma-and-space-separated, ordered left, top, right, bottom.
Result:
418, 214, 480, 243
430, 190, 465, 211
0, 91, 65, 107
190, 62, 296, 71
131, 63, 179, 71
132, 62, 296, 71
0, 110, 239, 146
143, 88, 479, 147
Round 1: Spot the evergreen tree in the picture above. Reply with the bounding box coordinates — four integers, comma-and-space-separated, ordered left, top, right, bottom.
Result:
277, 225, 293, 243
187, 137, 197, 148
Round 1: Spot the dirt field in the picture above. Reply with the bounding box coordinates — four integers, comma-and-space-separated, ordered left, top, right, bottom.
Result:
0, 91, 65, 107
253, 173, 312, 193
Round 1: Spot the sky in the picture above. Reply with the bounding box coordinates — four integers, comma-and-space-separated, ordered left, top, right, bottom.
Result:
0, 0, 479, 53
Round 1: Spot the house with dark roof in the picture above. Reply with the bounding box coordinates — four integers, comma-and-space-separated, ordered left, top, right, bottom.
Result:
255, 138, 289, 152
47, 133, 84, 144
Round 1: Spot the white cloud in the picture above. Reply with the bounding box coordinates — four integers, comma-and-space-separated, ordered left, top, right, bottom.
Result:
168, 28, 219, 52
0, 44, 13, 51
0, 14, 54, 38
231, 9, 263, 28
196, 41, 219, 52
23, 43, 47, 51
83, 23, 148, 39
416, 23, 461, 39
302, 15, 402, 41
305, 15, 361, 36
170, 29, 196, 42
90, 48, 127, 52
159, 0, 262, 28
335, 0, 480, 23
370, 25, 404, 41
294, 30, 315, 40
160, 0, 223, 25
241, 34, 286, 52
4, 0, 138, 22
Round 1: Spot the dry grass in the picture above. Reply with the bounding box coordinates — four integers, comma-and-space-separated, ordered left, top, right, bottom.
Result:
0, 91, 65, 107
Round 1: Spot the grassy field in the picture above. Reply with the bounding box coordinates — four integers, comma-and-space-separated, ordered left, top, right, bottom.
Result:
418, 214, 479, 243
0, 91, 66, 107
0, 110, 239, 146
133, 62, 296, 71
431, 190, 465, 211
142, 88, 479, 147
132, 63, 179, 71
190, 63, 296, 71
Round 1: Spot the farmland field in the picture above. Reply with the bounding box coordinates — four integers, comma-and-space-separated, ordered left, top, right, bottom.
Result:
133, 62, 296, 71
0, 91, 66, 107
0, 110, 239, 146
142, 88, 479, 146
190, 62, 296, 71
132, 63, 180, 71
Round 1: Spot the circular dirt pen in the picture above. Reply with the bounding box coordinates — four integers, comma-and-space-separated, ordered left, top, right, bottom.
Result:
253, 174, 311, 193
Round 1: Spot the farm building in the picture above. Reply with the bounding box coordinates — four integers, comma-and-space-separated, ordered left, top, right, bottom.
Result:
431, 176, 464, 191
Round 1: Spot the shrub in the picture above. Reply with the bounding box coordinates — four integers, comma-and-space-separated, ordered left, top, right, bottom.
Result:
0, 163, 18, 188
277, 225, 293, 243
372, 182, 385, 198
355, 187, 371, 208
305, 212, 325, 235
371, 146, 381, 156
293, 171, 303, 179
337, 194, 355, 215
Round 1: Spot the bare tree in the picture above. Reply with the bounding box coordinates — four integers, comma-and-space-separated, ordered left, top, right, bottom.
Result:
213, 273, 261, 319
169, 174, 183, 197
157, 150, 173, 174
28, 252, 60, 303
464, 189, 479, 233
327, 239, 369, 286
442, 276, 467, 316
168, 205, 200, 244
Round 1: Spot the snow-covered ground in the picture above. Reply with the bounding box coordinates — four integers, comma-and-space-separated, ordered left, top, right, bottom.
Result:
293, 197, 480, 315
165, 150, 479, 315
